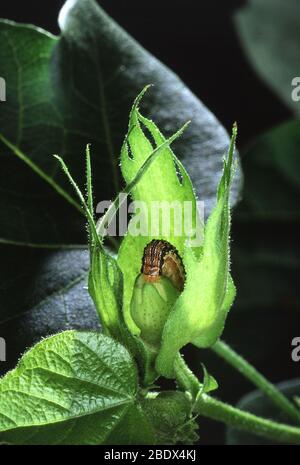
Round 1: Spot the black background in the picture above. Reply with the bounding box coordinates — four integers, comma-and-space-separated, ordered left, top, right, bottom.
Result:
1, 0, 298, 445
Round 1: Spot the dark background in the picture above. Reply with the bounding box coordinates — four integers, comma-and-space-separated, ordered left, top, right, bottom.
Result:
1, 0, 298, 444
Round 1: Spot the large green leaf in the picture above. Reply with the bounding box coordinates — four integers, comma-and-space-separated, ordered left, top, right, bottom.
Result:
235, 0, 300, 115
0, 330, 155, 445
0, 21, 85, 246
0, 0, 241, 246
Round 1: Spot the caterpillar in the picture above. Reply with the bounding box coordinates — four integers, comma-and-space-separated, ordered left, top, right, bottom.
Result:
141, 239, 185, 291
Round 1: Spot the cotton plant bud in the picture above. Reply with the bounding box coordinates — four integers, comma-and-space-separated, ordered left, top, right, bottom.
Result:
130, 240, 185, 347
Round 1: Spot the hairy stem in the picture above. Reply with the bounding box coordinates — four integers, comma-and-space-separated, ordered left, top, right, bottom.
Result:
196, 394, 300, 444
212, 339, 300, 424
174, 353, 200, 398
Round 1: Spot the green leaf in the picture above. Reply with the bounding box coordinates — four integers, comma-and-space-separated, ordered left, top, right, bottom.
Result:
156, 128, 237, 378
0, 0, 241, 246
0, 330, 155, 445
226, 379, 300, 445
235, 0, 300, 115
200, 364, 218, 394
141, 391, 198, 445
0, 21, 85, 247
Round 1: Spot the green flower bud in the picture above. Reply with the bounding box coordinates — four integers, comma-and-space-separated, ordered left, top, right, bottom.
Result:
130, 274, 180, 347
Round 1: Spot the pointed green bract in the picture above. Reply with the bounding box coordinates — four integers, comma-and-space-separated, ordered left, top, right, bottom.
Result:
155, 127, 237, 378
55, 148, 124, 340
199, 364, 219, 396
118, 89, 201, 334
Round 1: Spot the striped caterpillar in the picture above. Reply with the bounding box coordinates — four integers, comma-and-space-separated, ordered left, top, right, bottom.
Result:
141, 239, 185, 291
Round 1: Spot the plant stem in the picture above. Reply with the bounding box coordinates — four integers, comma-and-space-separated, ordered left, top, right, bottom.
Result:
175, 354, 300, 444
212, 339, 300, 424
196, 393, 300, 445
174, 353, 200, 398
